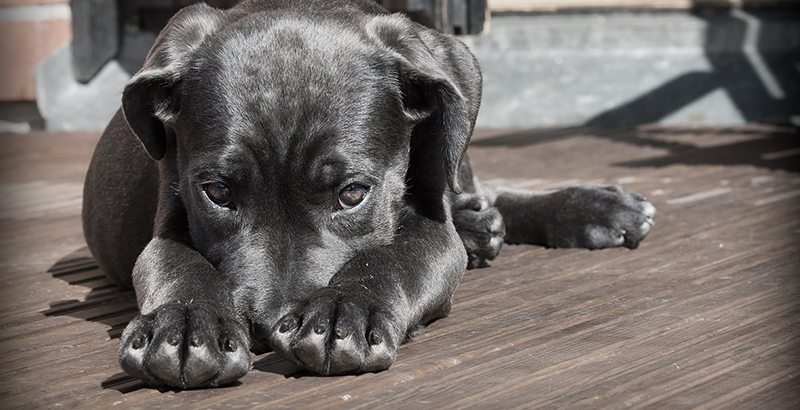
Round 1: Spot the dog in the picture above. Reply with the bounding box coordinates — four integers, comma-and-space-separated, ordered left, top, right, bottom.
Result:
82, 0, 655, 389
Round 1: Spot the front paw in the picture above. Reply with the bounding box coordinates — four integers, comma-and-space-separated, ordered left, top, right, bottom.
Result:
453, 194, 506, 269
118, 303, 250, 388
550, 185, 656, 249
269, 288, 400, 375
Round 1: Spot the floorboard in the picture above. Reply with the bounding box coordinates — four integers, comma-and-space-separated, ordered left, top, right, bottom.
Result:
1, 125, 798, 409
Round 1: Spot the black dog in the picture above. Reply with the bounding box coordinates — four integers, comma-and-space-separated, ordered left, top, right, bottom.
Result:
82, 0, 655, 389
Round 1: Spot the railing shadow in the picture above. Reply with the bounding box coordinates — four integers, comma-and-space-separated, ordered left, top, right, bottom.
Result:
471, 125, 800, 173
42, 247, 138, 340
42, 247, 147, 392
42, 246, 306, 392
587, 7, 799, 128
471, 7, 800, 171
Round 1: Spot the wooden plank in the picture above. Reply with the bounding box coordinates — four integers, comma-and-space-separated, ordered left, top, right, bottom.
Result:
0, 126, 798, 408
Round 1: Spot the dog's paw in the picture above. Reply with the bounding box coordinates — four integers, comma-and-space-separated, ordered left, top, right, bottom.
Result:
269, 288, 400, 375
118, 303, 250, 388
549, 185, 656, 249
453, 194, 506, 269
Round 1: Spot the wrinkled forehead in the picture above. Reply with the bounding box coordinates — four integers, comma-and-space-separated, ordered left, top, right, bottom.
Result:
181, 14, 403, 153
216, 15, 388, 88
214, 18, 393, 120
177, 15, 408, 175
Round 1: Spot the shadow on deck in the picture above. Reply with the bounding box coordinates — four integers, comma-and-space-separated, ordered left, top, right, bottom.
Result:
3, 125, 797, 409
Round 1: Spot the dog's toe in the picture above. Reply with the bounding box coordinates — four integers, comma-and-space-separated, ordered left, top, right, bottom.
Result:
641, 201, 656, 221
622, 200, 656, 248
327, 301, 369, 374
119, 316, 153, 383
328, 334, 362, 374
148, 330, 184, 386
360, 312, 397, 372
585, 226, 626, 249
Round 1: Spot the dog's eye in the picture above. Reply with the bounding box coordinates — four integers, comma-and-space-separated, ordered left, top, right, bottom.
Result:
203, 182, 233, 208
338, 183, 368, 209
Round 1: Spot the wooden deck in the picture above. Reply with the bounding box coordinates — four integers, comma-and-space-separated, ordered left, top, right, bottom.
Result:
1, 125, 798, 409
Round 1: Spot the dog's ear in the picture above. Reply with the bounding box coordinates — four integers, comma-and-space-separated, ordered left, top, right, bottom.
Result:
121, 4, 225, 160
366, 14, 481, 195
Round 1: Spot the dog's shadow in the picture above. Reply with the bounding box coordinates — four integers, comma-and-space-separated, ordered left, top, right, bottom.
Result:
43, 247, 305, 393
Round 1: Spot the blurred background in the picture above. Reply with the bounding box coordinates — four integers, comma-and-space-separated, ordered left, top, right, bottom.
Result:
0, 0, 798, 133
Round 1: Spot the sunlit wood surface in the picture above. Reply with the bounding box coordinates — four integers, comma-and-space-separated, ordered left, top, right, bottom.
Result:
1, 125, 798, 409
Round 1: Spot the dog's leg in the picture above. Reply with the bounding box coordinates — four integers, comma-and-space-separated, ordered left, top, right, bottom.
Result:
85, 112, 250, 388
477, 182, 656, 250
269, 214, 466, 375
117, 237, 251, 388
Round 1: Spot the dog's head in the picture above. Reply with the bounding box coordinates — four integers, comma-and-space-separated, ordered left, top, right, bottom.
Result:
121, 3, 480, 344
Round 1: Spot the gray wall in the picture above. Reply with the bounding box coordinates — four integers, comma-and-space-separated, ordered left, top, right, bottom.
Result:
462, 8, 800, 128
34, 8, 800, 131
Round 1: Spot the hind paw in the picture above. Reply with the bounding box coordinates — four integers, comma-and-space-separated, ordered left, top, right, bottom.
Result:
546, 185, 655, 249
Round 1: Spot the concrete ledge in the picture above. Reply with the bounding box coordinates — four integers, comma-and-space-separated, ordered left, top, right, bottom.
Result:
36, 45, 128, 131
30, 6, 800, 131
462, 8, 800, 127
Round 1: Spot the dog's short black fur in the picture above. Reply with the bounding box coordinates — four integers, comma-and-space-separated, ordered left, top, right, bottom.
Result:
82, 0, 655, 388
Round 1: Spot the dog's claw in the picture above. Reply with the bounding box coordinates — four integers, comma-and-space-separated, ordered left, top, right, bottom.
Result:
278, 316, 298, 334
369, 331, 382, 346
132, 335, 145, 350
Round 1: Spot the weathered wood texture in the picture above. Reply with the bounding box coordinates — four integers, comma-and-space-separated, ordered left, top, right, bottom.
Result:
1, 125, 798, 409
